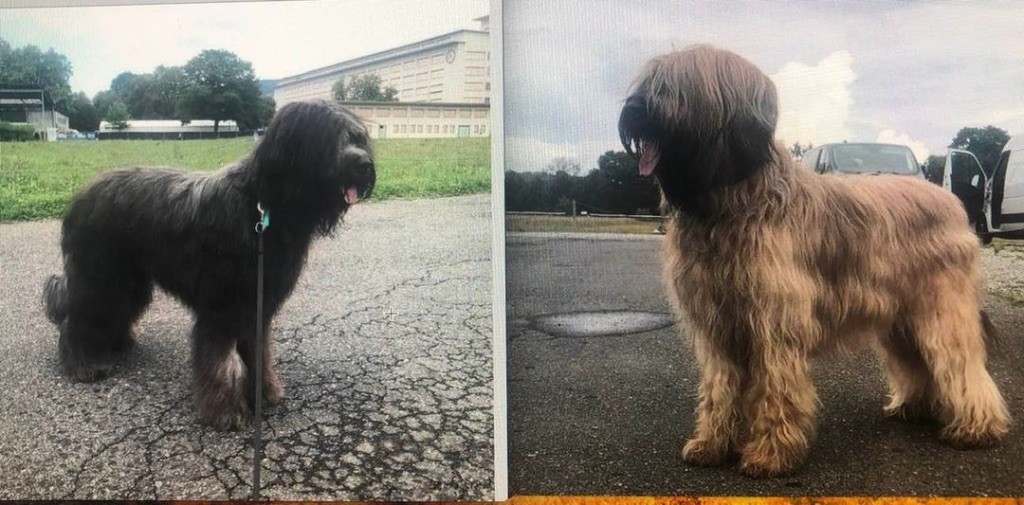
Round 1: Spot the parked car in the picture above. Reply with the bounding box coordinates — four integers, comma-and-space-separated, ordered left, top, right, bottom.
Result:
943, 135, 1024, 242
801, 142, 925, 178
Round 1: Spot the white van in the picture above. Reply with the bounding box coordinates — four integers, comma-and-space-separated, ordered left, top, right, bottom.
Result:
943, 135, 1024, 241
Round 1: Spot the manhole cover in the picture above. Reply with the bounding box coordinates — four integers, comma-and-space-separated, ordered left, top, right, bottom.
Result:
530, 311, 675, 338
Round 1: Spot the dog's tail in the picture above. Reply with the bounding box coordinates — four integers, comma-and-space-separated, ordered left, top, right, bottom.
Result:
980, 310, 1000, 352
43, 274, 68, 325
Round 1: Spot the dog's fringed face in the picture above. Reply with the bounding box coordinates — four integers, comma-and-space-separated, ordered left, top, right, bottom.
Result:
619, 45, 779, 210
254, 100, 376, 234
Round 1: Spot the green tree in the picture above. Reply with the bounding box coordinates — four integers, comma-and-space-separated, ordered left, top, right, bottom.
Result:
105, 99, 130, 130
923, 154, 946, 184
150, 65, 187, 117
0, 38, 74, 113
545, 157, 582, 176
591, 150, 660, 214
94, 66, 186, 120
949, 126, 1010, 177
67, 91, 100, 132
331, 78, 347, 103
109, 71, 159, 118
338, 74, 398, 102
177, 49, 264, 131
92, 89, 117, 119
256, 95, 276, 128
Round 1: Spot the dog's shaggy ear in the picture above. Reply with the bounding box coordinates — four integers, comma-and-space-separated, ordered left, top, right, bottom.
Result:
722, 56, 778, 172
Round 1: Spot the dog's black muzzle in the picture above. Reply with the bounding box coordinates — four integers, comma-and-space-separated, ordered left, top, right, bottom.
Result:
618, 93, 658, 157
341, 147, 376, 201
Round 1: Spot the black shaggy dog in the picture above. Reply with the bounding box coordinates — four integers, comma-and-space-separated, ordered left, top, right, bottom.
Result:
43, 100, 375, 429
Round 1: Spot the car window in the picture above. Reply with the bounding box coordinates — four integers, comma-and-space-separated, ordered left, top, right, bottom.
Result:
818, 149, 831, 173
831, 144, 919, 175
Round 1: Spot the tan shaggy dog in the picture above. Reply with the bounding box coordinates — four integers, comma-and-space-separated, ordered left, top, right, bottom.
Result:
617, 45, 1010, 478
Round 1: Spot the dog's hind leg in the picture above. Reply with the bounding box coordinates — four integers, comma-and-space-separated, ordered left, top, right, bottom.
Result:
682, 334, 745, 466
192, 318, 249, 430
875, 321, 936, 422
908, 280, 1010, 448
57, 257, 151, 381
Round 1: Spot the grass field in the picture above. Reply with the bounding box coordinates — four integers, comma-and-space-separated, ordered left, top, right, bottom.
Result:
0, 137, 489, 221
505, 214, 664, 234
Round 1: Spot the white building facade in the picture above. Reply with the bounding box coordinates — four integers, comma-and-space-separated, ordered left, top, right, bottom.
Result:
341, 101, 489, 139
274, 21, 490, 108
273, 17, 490, 139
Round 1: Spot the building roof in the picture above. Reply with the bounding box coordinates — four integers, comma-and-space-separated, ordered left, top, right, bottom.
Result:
0, 88, 51, 110
338, 101, 490, 108
97, 119, 240, 131
0, 97, 44, 106
98, 119, 238, 127
277, 29, 488, 86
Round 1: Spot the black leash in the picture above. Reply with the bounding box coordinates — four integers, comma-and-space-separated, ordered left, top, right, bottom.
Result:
252, 203, 270, 500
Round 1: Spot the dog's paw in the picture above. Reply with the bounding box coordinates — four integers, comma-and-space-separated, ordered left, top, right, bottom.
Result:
884, 400, 934, 423
682, 438, 732, 466
65, 362, 113, 383
200, 407, 249, 431
739, 452, 800, 479
940, 423, 1008, 449
264, 378, 285, 406
739, 441, 805, 479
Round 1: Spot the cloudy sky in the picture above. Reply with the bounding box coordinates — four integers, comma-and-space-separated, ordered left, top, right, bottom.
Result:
1, 0, 488, 96
504, 0, 1024, 172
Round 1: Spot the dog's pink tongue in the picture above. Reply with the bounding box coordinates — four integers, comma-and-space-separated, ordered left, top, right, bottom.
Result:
345, 187, 360, 205
639, 141, 660, 176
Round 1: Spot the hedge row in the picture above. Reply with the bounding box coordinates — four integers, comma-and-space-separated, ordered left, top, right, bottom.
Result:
0, 122, 37, 142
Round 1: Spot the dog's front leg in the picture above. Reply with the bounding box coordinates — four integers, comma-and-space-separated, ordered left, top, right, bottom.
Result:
237, 322, 285, 408
261, 330, 284, 405
739, 333, 817, 478
191, 320, 249, 430
683, 333, 745, 466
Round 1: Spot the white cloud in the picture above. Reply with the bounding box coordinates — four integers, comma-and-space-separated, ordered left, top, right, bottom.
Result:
771, 51, 857, 147
971, 106, 1024, 137
876, 129, 931, 162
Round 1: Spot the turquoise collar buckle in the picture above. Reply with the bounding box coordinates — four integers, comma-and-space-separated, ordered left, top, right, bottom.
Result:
255, 202, 271, 233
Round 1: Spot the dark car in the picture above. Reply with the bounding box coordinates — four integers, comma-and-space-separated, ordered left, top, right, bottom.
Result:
801, 142, 924, 178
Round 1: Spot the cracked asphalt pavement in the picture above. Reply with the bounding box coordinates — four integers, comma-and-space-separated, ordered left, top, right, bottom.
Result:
0, 194, 493, 501
507, 232, 1024, 496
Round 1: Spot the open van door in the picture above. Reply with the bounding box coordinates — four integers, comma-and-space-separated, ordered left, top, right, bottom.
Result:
988, 136, 1024, 236
943, 149, 988, 233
